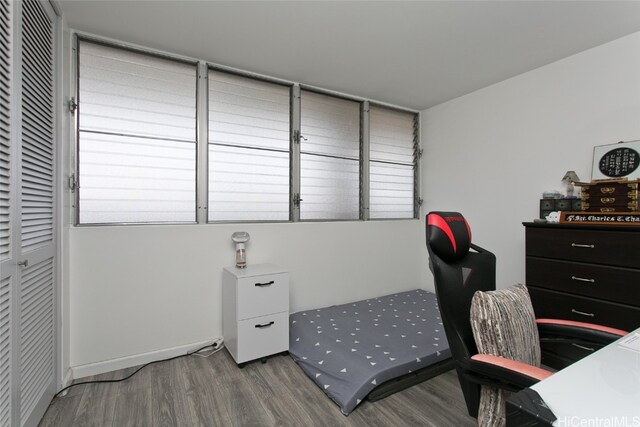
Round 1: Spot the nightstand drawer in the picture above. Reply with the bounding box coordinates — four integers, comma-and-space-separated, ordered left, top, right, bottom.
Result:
237, 273, 289, 320
528, 286, 640, 332
236, 312, 288, 363
526, 227, 640, 268
526, 257, 640, 306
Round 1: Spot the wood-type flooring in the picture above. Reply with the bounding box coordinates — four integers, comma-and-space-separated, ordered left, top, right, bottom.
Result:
39, 349, 476, 426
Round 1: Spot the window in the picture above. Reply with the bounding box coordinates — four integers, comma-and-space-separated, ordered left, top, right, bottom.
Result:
77, 40, 197, 224
369, 106, 418, 219
74, 37, 420, 225
208, 70, 290, 221
300, 90, 360, 220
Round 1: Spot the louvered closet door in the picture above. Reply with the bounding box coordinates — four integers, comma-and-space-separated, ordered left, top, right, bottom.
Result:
16, 0, 56, 425
0, 1, 13, 426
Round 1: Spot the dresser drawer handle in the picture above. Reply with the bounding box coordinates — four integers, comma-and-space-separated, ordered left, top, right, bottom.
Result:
571, 309, 594, 317
255, 281, 274, 287
571, 243, 595, 248
600, 187, 615, 194
571, 343, 595, 352
571, 276, 595, 283
255, 321, 275, 329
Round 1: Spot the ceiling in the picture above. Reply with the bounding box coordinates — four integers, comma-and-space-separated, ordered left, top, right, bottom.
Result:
58, 1, 640, 111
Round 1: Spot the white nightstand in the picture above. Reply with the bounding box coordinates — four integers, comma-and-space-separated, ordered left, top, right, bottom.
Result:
222, 263, 290, 367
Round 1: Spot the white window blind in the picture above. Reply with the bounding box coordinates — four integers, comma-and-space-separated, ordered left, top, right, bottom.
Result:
0, 0, 10, 261
78, 41, 197, 224
208, 70, 290, 221
369, 106, 417, 219
300, 91, 360, 220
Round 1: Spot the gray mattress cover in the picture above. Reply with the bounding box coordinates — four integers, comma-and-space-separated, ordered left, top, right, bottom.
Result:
289, 289, 451, 415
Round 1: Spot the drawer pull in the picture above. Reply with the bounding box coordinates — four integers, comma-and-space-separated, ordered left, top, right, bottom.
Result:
255, 321, 275, 329
571, 343, 595, 352
571, 243, 595, 248
571, 309, 594, 317
571, 276, 595, 283
255, 281, 274, 287
600, 187, 615, 194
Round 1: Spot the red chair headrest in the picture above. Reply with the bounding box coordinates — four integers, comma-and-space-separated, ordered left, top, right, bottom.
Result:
427, 212, 472, 262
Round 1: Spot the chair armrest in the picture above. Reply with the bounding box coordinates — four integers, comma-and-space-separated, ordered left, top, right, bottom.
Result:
536, 318, 626, 336
469, 354, 553, 388
536, 318, 627, 346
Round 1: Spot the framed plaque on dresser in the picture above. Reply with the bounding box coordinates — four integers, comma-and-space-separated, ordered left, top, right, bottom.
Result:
523, 222, 640, 367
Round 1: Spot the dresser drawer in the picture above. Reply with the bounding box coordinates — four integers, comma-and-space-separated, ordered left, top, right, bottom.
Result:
579, 180, 638, 198
237, 273, 289, 320
526, 227, 640, 268
539, 341, 596, 370
236, 312, 288, 363
528, 286, 640, 331
526, 257, 640, 306
581, 195, 637, 208
579, 205, 637, 213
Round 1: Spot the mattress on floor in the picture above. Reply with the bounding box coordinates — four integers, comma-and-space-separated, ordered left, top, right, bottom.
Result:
289, 289, 451, 415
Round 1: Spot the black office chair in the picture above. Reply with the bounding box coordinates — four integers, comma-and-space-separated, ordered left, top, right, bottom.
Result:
425, 211, 627, 421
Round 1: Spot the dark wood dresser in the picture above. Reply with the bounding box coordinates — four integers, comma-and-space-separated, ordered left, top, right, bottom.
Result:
524, 222, 640, 365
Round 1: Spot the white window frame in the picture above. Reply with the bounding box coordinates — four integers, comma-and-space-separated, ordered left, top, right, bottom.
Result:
70, 33, 421, 226
368, 103, 421, 220
206, 66, 294, 223
296, 87, 363, 222
73, 35, 199, 226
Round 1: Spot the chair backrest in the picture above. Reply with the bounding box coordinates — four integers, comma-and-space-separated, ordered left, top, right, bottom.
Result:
426, 211, 496, 416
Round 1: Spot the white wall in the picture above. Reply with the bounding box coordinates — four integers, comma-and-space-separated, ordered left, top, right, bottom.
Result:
66, 29, 640, 379
68, 220, 431, 374
421, 31, 640, 289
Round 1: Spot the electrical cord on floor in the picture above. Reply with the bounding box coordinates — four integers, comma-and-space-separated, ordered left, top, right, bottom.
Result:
53, 339, 223, 399
193, 343, 225, 358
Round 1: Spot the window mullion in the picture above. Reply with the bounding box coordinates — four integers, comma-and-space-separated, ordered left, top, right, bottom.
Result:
196, 62, 208, 224
291, 84, 301, 222
361, 101, 370, 221
72, 34, 79, 225
414, 113, 421, 219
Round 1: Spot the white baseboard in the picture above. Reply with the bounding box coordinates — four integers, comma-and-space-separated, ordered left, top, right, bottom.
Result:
70, 338, 220, 380
62, 368, 73, 389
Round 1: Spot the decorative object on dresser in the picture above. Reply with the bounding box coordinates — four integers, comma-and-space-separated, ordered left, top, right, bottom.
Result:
561, 170, 580, 197
538, 172, 582, 220
523, 222, 640, 367
222, 263, 290, 368
555, 178, 640, 223
591, 140, 640, 181
539, 198, 581, 220
576, 178, 639, 212
560, 211, 640, 225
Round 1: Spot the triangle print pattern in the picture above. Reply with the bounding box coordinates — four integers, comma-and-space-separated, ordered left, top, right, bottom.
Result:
288, 289, 451, 415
